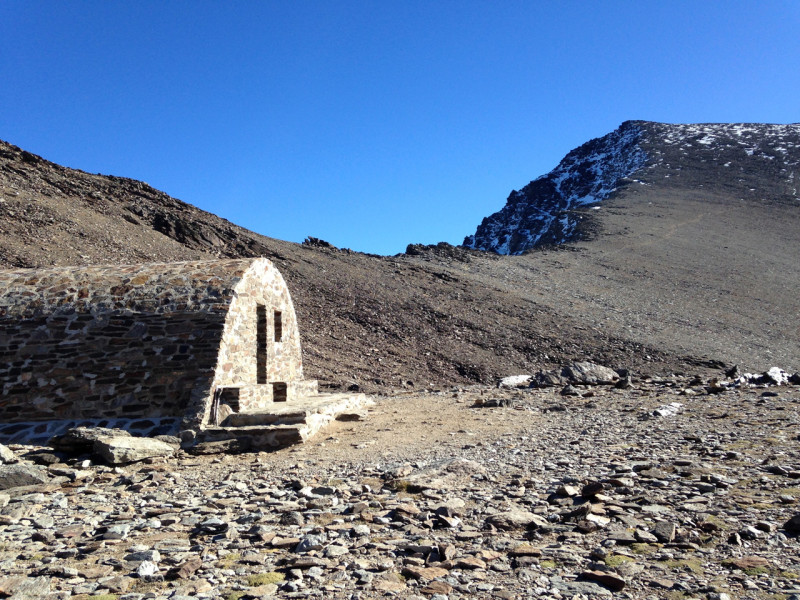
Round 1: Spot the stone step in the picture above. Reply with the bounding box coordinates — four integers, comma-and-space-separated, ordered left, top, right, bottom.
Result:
219, 392, 374, 428
196, 393, 376, 451
222, 411, 307, 427
194, 424, 306, 452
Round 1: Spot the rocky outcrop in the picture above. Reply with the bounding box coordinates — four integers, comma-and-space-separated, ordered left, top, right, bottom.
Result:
0, 139, 281, 268
530, 361, 620, 388
464, 121, 647, 253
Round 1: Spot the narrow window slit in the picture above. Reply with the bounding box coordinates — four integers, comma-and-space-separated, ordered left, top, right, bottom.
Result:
274, 310, 283, 342
256, 304, 267, 384
272, 382, 287, 402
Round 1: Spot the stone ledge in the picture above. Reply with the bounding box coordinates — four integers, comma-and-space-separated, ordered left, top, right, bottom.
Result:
198, 393, 375, 450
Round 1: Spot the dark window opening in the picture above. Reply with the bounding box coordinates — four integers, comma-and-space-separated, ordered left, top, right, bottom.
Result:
274, 310, 283, 342
272, 382, 287, 402
211, 387, 240, 426
256, 305, 267, 384
218, 387, 240, 412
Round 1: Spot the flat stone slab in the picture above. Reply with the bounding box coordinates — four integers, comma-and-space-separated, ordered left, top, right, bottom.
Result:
199, 393, 375, 451
222, 393, 374, 427
0, 464, 51, 490
93, 435, 176, 465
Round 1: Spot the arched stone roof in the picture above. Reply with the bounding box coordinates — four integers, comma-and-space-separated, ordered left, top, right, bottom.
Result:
0, 258, 315, 431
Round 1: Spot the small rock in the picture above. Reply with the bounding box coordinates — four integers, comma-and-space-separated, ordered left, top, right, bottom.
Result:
136, 561, 159, 580
634, 528, 659, 543
739, 525, 761, 540
172, 557, 203, 579
499, 375, 532, 388
652, 402, 684, 418
248, 583, 278, 596
421, 580, 453, 595
726, 556, 770, 570
294, 534, 325, 553
288, 556, 329, 569
581, 481, 606, 498
454, 556, 486, 570
581, 570, 626, 591
0, 444, 18, 464
508, 544, 542, 557
324, 544, 349, 558
401, 565, 449, 580
557, 484, 580, 497
197, 517, 228, 534
104, 524, 132, 540
486, 506, 549, 530
652, 521, 676, 543
125, 549, 161, 563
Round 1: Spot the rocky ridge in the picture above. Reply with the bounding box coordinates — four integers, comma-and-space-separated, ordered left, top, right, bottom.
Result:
463, 121, 800, 254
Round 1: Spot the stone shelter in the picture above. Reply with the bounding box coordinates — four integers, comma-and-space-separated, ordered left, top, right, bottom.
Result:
0, 258, 324, 443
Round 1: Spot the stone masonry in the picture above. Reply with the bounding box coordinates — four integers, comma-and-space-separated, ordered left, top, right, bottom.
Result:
0, 258, 318, 441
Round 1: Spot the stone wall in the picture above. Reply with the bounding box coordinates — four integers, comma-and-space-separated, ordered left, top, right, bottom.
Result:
0, 258, 313, 430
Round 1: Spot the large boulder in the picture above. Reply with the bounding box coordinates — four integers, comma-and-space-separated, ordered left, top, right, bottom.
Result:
498, 375, 532, 388
49, 427, 131, 454
560, 362, 620, 385
784, 514, 800, 534
531, 362, 620, 387
93, 435, 175, 465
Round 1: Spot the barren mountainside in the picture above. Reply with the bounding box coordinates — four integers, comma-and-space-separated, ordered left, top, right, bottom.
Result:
1, 121, 798, 391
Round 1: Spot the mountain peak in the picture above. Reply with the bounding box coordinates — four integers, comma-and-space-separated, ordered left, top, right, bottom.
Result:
464, 121, 800, 255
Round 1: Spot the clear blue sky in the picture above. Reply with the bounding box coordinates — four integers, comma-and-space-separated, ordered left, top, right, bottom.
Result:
2, 2, 798, 255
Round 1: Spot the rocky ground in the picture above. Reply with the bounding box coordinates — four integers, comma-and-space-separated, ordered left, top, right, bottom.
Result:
2, 371, 800, 600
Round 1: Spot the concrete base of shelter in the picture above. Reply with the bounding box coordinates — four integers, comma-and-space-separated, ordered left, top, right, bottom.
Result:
0, 417, 181, 446
0, 393, 374, 452
194, 392, 375, 451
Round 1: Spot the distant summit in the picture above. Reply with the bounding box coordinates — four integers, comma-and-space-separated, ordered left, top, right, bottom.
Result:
464, 121, 800, 254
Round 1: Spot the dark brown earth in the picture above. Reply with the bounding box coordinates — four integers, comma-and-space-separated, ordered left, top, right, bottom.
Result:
1, 135, 797, 396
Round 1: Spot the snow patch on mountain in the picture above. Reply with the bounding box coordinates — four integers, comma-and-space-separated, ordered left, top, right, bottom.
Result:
651, 122, 800, 166
463, 121, 647, 255
464, 121, 800, 255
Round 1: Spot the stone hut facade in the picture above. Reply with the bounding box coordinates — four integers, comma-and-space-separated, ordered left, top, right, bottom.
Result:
0, 258, 318, 439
